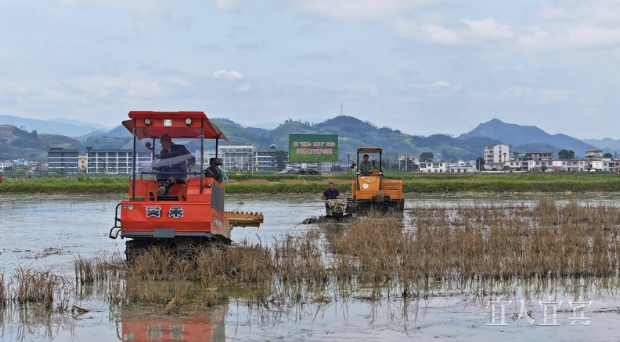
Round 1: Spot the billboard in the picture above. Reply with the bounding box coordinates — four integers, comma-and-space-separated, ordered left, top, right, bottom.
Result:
289, 134, 338, 162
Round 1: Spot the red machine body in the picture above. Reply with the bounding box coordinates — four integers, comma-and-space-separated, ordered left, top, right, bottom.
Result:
110, 111, 246, 257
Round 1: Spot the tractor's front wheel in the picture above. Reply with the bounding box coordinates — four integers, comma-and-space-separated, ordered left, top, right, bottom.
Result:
125, 239, 150, 262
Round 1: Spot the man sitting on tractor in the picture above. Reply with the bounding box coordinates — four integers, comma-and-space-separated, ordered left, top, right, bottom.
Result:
155, 134, 195, 195
358, 154, 375, 175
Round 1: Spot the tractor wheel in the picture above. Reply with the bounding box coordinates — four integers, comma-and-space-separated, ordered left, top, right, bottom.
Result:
125, 239, 149, 262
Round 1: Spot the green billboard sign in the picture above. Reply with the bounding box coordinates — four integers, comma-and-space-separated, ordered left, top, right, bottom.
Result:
288, 134, 339, 162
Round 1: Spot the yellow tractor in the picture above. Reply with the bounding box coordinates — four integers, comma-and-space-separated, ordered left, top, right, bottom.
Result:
346, 147, 405, 215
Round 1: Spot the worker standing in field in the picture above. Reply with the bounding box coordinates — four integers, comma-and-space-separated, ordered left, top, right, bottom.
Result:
321, 181, 340, 216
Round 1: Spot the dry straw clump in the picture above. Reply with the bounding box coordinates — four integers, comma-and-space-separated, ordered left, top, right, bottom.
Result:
61, 198, 620, 306
5, 268, 70, 311
319, 198, 620, 297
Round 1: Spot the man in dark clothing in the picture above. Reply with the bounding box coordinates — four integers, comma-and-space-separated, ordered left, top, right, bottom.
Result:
321, 181, 340, 216
322, 181, 340, 200
155, 134, 195, 195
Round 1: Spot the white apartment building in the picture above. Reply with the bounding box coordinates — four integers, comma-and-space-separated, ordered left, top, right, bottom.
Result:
218, 145, 255, 172
506, 160, 523, 171
526, 159, 553, 171
419, 162, 447, 173
551, 159, 587, 172
484, 144, 510, 163
445, 161, 477, 173
514, 151, 554, 171
590, 159, 616, 172
0, 161, 13, 172
86, 148, 152, 174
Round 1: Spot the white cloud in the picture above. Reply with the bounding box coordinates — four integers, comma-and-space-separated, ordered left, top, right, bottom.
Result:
236, 83, 252, 92
390, 2, 620, 51
292, 0, 449, 19
299, 50, 333, 61
495, 86, 569, 105
537, 89, 570, 104
213, 0, 242, 10
460, 18, 514, 40
410, 80, 451, 88
212, 70, 244, 79
393, 16, 516, 45
431, 80, 450, 87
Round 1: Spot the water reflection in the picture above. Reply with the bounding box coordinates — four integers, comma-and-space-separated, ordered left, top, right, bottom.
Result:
120, 304, 226, 342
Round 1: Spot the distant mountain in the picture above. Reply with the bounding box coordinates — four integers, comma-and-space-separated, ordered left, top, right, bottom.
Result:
50, 118, 112, 131
582, 138, 616, 149
244, 127, 270, 136
1, 115, 612, 163
458, 119, 596, 158
105, 125, 132, 139
73, 130, 108, 142
582, 138, 620, 155
210, 118, 273, 135
0, 125, 50, 161
0, 115, 111, 137
38, 134, 85, 153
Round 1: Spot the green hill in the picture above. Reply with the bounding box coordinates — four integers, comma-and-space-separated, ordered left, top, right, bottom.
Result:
0, 117, 501, 163
0, 126, 49, 161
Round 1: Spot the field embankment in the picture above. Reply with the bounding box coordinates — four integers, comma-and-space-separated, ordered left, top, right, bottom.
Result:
0, 172, 619, 194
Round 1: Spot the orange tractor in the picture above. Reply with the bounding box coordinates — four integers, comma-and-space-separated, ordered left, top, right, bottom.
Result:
346, 147, 405, 215
109, 111, 263, 258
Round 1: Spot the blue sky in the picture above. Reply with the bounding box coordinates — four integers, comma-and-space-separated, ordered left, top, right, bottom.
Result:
1, 0, 619, 139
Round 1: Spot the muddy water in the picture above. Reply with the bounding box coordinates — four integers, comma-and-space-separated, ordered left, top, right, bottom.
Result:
2, 193, 620, 341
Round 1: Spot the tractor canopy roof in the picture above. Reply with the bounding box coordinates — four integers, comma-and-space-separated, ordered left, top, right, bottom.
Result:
122, 111, 228, 140
357, 147, 382, 154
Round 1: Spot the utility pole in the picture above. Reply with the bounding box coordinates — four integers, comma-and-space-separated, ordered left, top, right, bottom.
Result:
347, 153, 350, 174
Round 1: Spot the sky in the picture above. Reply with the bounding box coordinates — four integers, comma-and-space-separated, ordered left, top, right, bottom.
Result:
0, 0, 619, 139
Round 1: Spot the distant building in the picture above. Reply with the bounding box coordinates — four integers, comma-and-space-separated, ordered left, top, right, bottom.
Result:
78, 155, 88, 173
86, 148, 151, 174
0, 160, 14, 172
484, 144, 510, 163
506, 160, 523, 171
484, 161, 506, 171
551, 159, 587, 172
590, 159, 616, 172
199, 147, 290, 172
254, 148, 280, 172
585, 148, 603, 159
13, 158, 28, 166
513, 151, 554, 171
445, 160, 477, 173
48, 147, 79, 174
419, 162, 446, 173
219, 145, 255, 172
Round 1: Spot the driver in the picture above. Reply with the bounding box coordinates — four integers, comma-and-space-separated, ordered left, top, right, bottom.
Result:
358, 154, 374, 175
155, 134, 195, 195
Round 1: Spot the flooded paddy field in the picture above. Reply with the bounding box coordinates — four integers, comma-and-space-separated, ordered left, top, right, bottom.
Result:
2, 193, 620, 341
